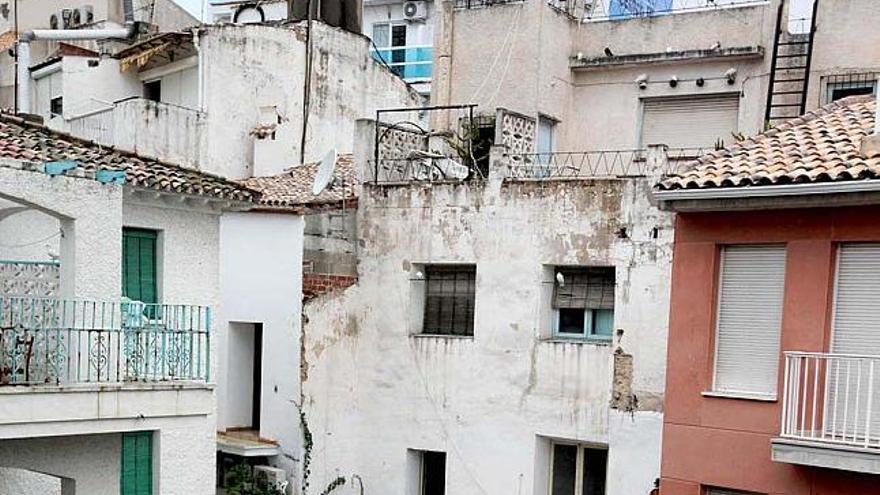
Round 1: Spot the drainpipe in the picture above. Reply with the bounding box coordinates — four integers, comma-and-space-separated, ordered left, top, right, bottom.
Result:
16, 0, 136, 114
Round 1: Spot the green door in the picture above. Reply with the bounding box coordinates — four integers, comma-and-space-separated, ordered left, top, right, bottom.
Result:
122, 228, 158, 304
121, 431, 153, 495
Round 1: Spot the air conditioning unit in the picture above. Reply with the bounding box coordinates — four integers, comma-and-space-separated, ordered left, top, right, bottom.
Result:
402, 1, 427, 21
50, 8, 75, 29
78, 5, 95, 25
253, 466, 288, 492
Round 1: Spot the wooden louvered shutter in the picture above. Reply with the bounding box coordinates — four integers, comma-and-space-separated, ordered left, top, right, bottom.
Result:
122, 228, 158, 304
121, 431, 153, 495
641, 95, 740, 149
713, 245, 786, 397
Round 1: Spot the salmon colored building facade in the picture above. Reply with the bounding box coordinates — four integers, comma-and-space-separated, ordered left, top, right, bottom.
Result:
655, 96, 880, 495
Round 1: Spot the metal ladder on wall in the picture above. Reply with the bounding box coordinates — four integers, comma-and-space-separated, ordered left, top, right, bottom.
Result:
764, 0, 820, 128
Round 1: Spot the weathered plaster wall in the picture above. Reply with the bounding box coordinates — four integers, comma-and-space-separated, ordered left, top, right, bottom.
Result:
218, 211, 304, 482
200, 23, 422, 180
302, 176, 672, 494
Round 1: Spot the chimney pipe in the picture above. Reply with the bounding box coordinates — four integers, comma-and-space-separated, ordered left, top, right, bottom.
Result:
16, 0, 136, 115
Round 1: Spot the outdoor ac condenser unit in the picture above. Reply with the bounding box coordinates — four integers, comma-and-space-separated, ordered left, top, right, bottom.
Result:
254, 465, 289, 492
403, 1, 428, 21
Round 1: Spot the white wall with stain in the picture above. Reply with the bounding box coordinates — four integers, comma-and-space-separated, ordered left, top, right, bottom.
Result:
302, 172, 672, 494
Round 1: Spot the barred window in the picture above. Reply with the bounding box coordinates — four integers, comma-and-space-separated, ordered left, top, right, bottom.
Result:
552, 267, 615, 340
422, 265, 476, 336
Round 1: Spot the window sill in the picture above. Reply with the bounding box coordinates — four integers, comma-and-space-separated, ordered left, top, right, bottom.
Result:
541, 337, 613, 346
410, 333, 474, 340
701, 390, 777, 402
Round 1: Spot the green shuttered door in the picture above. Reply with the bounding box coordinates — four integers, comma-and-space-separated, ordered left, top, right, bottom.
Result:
122, 228, 158, 304
121, 431, 153, 495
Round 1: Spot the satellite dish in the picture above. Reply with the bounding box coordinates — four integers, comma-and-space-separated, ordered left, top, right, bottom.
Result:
312, 148, 338, 196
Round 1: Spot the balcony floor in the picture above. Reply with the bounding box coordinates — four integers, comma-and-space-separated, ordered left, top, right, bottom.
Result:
772, 437, 880, 474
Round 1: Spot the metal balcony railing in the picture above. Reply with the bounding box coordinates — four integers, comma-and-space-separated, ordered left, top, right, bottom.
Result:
503, 148, 706, 180
781, 352, 880, 450
371, 45, 433, 81
0, 296, 210, 386
551, 0, 767, 22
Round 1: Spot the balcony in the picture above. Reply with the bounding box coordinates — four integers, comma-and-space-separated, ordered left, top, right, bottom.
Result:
371, 45, 433, 82
774, 352, 880, 474
0, 296, 210, 386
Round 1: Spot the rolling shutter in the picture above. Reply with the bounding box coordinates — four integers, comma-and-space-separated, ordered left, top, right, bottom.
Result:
641, 95, 740, 149
828, 244, 880, 437
713, 245, 786, 397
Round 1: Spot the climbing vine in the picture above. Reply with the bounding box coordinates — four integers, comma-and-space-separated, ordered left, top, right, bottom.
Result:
300, 407, 347, 495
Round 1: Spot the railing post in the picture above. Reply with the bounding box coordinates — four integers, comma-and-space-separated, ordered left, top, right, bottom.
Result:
866, 361, 875, 448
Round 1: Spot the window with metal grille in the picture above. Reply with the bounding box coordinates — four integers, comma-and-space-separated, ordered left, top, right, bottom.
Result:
550, 442, 607, 495
552, 267, 615, 340
422, 265, 476, 336
824, 72, 878, 104
49, 96, 63, 116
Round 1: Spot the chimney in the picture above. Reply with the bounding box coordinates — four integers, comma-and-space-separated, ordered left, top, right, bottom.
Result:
860, 76, 880, 158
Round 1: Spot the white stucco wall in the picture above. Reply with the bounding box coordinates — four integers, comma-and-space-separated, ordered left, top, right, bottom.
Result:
218, 211, 304, 482
200, 22, 423, 179
0, 202, 60, 263
0, 467, 61, 495
302, 174, 672, 495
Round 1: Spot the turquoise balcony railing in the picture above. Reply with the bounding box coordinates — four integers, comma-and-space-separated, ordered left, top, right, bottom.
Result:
0, 296, 210, 385
372, 45, 433, 81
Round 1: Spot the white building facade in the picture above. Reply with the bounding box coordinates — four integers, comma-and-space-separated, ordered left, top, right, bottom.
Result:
0, 114, 256, 494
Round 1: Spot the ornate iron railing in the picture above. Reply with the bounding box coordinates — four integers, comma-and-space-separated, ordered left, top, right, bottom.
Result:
0, 296, 210, 386
553, 0, 767, 22
503, 148, 706, 180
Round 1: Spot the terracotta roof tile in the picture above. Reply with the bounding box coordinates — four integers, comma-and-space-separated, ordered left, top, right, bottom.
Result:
241, 153, 356, 209
0, 113, 257, 202
658, 96, 880, 190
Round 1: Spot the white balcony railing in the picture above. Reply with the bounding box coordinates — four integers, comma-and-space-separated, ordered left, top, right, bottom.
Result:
781, 352, 880, 450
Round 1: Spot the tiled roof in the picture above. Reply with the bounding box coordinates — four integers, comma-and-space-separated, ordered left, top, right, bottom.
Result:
0, 114, 257, 202
241, 153, 357, 209
657, 96, 879, 191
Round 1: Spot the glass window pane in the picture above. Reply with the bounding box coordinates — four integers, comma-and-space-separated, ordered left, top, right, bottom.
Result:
591, 309, 614, 338
551, 444, 577, 495
582, 448, 607, 495
557, 308, 586, 336
372, 23, 389, 47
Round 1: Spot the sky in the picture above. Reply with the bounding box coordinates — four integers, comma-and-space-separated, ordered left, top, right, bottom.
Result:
172, 0, 204, 19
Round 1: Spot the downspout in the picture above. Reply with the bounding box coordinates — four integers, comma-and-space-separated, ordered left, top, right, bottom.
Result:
16, 0, 137, 114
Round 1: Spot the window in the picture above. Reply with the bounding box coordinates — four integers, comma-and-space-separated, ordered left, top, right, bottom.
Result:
537, 115, 556, 155
641, 95, 739, 150
49, 96, 63, 116
372, 22, 407, 76
713, 245, 786, 398
416, 450, 446, 495
121, 431, 153, 495
144, 80, 161, 102
422, 265, 476, 336
122, 228, 158, 304
552, 267, 615, 341
706, 488, 764, 495
550, 443, 607, 495
824, 73, 877, 103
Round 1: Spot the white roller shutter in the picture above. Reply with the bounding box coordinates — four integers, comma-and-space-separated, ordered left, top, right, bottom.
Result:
713, 245, 786, 397
828, 244, 880, 438
641, 94, 740, 149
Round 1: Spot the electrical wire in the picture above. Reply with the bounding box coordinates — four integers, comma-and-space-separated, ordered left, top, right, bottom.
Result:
0, 230, 61, 248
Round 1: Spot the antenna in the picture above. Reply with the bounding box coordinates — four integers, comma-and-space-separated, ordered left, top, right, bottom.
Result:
312, 148, 338, 195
